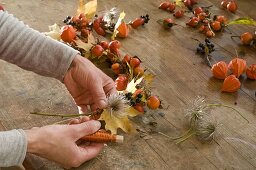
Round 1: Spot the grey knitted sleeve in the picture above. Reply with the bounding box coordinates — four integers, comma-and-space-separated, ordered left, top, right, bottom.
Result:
0, 129, 27, 167
0, 11, 79, 167
0, 10, 79, 80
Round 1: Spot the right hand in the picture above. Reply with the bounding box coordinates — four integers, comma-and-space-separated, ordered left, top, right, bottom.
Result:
25, 119, 104, 169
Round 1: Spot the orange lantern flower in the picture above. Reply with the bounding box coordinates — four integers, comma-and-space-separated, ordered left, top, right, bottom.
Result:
221, 75, 241, 92
211, 61, 228, 79
228, 58, 246, 78
246, 64, 256, 80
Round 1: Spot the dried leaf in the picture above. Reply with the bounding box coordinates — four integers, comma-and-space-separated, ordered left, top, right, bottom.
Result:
125, 77, 143, 93
74, 33, 95, 51
99, 110, 135, 134
228, 17, 256, 26
44, 23, 61, 40
127, 106, 143, 117
175, 0, 185, 7
77, 0, 97, 19
143, 74, 155, 86
111, 11, 126, 40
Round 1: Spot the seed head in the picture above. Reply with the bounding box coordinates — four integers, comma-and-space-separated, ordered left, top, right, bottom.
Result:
106, 93, 129, 118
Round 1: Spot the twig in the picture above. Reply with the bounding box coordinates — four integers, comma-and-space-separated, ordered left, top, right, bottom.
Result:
30, 112, 92, 118
175, 131, 196, 144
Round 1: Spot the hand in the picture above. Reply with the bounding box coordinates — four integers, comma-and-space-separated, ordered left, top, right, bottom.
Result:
25, 119, 104, 168
64, 55, 116, 113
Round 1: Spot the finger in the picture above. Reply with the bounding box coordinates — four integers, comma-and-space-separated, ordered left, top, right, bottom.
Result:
88, 79, 107, 109
78, 143, 104, 162
74, 120, 101, 139
69, 119, 80, 125
79, 116, 90, 123
103, 79, 117, 96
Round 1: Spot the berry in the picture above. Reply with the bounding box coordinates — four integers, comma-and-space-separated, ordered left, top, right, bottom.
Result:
122, 54, 131, 64
147, 96, 160, 110
211, 21, 221, 31
163, 18, 175, 29
206, 30, 214, 38
100, 41, 109, 50
173, 10, 184, 18
115, 75, 128, 91
60, 25, 76, 43
168, 3, 176, 12
130, 57, 141, 68
227, 1, 237, 13
184, 0, 192, 9
186, 17, 199, 27
221, 0, 228, 8
91, 45, 104, 57
194, 7, 203, 16
159, 2, 170, 10
240, 32, 253, 45
134, 103, 144, 112
131, 18, 144, 29
109, 40, 121, 53
134, 66, 144, 77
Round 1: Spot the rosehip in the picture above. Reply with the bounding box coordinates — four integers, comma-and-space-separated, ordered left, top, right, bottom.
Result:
134, 66, 144, 77
115, 75, 128, 91
111, 63, 121, 75
194, 7, 203, 16
206, 30, 214, 38
91, 45, 104, 57
227, 1, 237, 13
186, 17, 199, 27
240, 32, 253, 45
221, 0, 228, 8
130, 57, 141, 68
60, 25, 76, 43
109, 40, 121, 53
162, 18, 175, 29
184, 0, 192, 9
147, 96, 160, 110
159, 2, 170, 10
100, 41, 109, 50
134, 103, 144, 113
173, 10, 184, 18
168, 3, 176, 12
211, 21, 222, 31
122, 54, 131, 64
131, 18, 144, 29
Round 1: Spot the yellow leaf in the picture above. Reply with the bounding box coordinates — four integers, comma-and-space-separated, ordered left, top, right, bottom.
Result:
175, 0, 185, 7
127, 107, 143, 117
44, 23, 61, 40
99, 110, 135, 134
125, 77, 143, 93
77, 0, 97, 19
111, 11, 126, 40
143, 74, 155, 86
74, 33, 95, 52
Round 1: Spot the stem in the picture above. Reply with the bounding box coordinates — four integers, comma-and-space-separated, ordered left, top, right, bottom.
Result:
175, 131, 196, 144
204, 104, 249, 123
30, 112, 92, 118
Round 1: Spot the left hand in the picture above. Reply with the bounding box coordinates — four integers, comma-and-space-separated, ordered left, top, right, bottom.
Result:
64, 55, 116, 113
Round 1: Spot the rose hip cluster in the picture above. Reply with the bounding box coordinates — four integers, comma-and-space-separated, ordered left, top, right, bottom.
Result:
211, 58, 256, 92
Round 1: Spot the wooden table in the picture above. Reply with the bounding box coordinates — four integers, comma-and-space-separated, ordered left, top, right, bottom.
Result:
1, 0, 255, 169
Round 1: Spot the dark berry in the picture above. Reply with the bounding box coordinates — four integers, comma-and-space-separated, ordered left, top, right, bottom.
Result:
137, 93, 143, 98
199, 43, 204, 48
205, 38, 210, 43
130, 101, 136, 106
136, 98, 141, 103
67, 16, 71, 20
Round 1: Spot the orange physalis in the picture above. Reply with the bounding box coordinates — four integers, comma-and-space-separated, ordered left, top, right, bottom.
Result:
60, 25, 76, 43
211, 61, 228, 79
228, 58, 246, 78
221, 75, 241, 92
117, 22, 129, 38
246, 64, 256, 80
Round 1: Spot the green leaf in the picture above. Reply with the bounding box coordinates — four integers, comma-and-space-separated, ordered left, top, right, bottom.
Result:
227, 17, 256, 26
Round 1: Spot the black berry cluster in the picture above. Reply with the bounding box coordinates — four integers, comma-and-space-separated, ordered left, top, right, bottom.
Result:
125, 92, 143, 106
196, 38, 215, 55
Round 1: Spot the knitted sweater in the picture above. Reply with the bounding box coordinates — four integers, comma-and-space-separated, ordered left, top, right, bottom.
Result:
0, 10, 78, 167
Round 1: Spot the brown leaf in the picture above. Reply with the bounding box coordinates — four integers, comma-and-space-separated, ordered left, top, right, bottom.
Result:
74, 33, 95, 52
77, 0, 97, 19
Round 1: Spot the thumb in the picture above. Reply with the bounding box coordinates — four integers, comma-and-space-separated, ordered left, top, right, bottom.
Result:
74, 120, 101, 139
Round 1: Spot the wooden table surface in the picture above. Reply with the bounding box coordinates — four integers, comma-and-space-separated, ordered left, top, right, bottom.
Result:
0, 0, 256, 170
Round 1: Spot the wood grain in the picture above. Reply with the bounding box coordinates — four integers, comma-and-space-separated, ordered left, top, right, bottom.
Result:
0, 0, 255, 170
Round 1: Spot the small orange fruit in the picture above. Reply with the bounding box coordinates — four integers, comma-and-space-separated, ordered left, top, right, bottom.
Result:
246, 64, 256, 80
221, 75, 241, 92
211, 61, 228, 79
60, 25, 76, 43
147, 96, 160, 110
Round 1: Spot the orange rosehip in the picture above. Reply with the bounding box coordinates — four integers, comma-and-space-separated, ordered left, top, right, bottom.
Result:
115, 75, 128, 91
60, 25, 76, 43
246, 64, 256, 80
117, 22, 129, 38
240, 32, 253, 45
221, 75, 241, 92
147, 96, 160, 110
130, 57, 141, 68
134, 66, 144, 77
211, 21, 222, 31
91, 45, 104, 57
227, 1, 237, 13
211, 61, 228, 79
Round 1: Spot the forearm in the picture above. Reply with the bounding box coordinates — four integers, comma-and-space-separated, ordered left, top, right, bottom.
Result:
0, 11, 79, 81
0, 129, 27, 167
